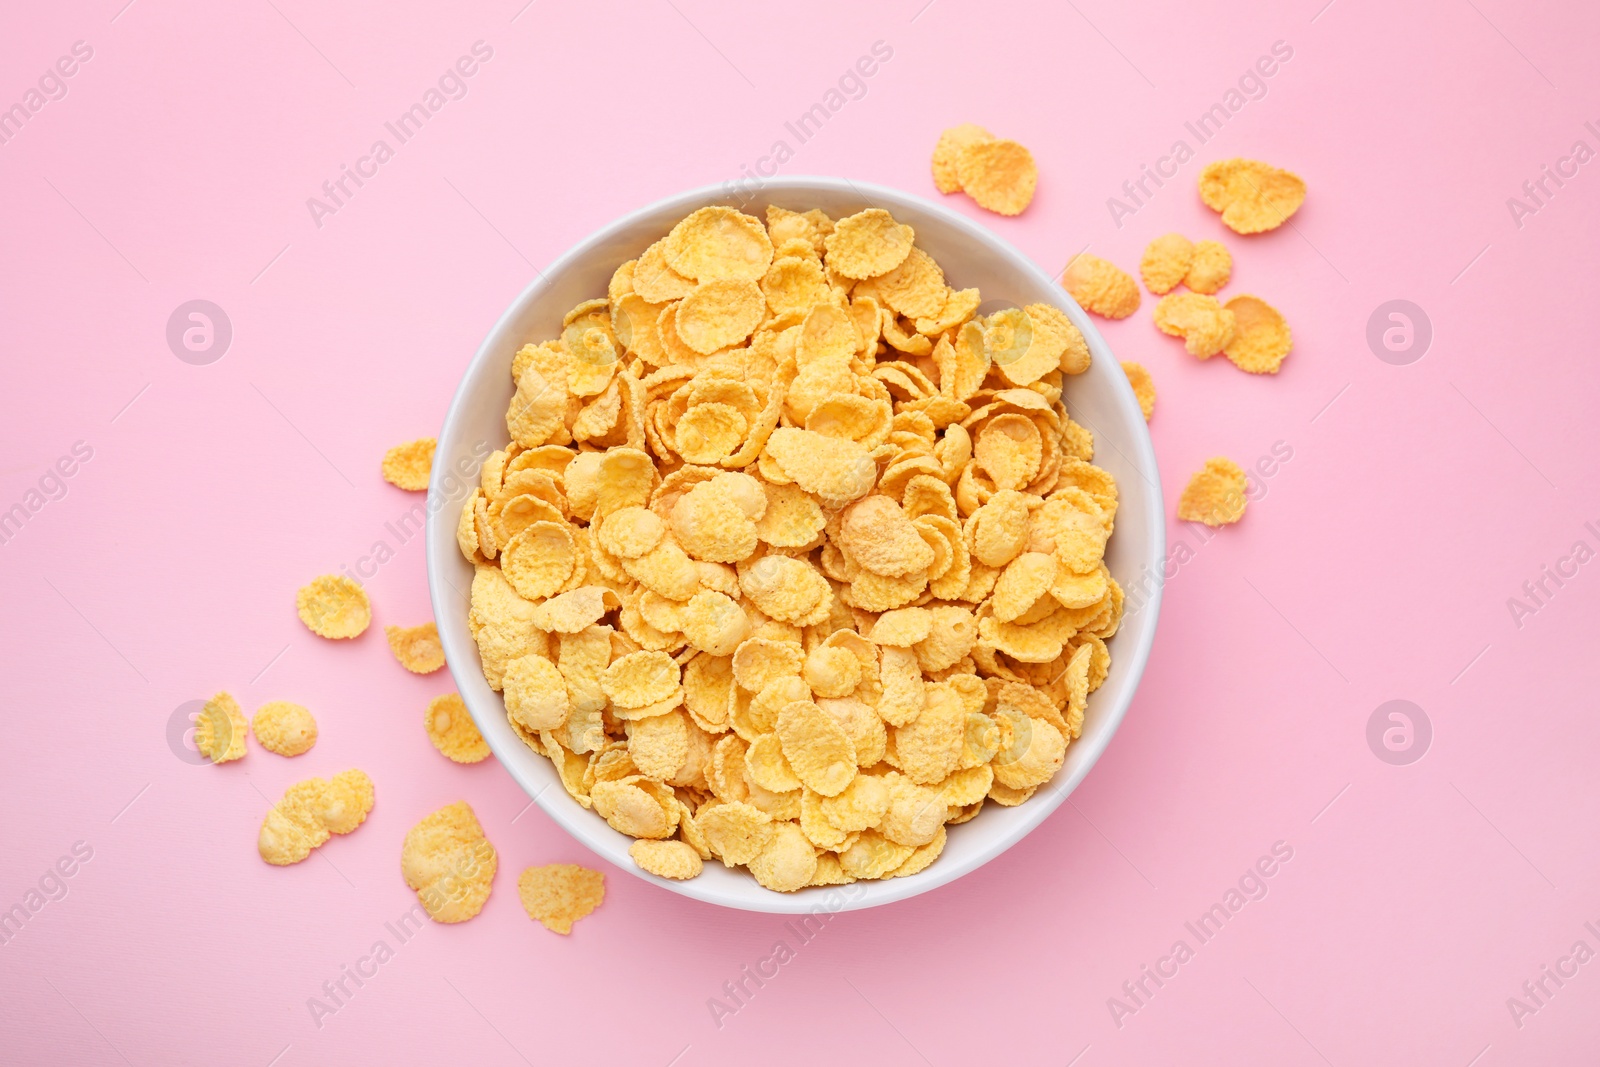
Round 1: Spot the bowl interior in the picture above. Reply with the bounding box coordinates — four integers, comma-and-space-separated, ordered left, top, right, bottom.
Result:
427, 177, 1163, 913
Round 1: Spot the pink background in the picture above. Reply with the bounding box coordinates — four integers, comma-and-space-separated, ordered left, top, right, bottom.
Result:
4, 0, 1598, 1063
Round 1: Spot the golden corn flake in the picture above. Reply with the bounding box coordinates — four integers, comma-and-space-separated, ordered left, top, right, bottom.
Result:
823, 209, 914, 280
194, 691, 248, 763
955, 138, 1038, 216
1184, 239, 1232, 294
675, 279, 765, 354
1199, 158, 1307, 234
1062, 254, 1140, 319
1153, 293, 1236, 358
1177, 457, 1248, 526
665, 206, 774, 282
931, 123, 993, 194
1222, 295, 1292, 375
426, 692, 490, 763
259, 769, 373, 866
518, 863, 604, 934
462, 201, 1124, 891
402, 801, 496, 923
251, 700, 316, 757
381, 437, 436, 491
1139, 233, 1194, 295
629, 839, 703, 880
296, 574, 371, 639
776, 700, 857, 796
1121, 361, 1156, 421
386, 622, 444, 674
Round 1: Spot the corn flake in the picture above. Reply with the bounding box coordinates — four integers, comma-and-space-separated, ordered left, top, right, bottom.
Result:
1121, 361, 1156, 421
386, 622, 444, 674
381, 437, 435, 491
251, 700, 316, 757
195, 691, 248, 763
1199, 158, 1307, 234
1062, 254, 1141, 320
630, 839, 703, 880
296, 574, 370, 639
1222, 295, 1292, 374
518, 863, 604, 933
955, 138, 1038, 216
1177, 457, 1248, 526
1154, 293, 1236, 358
426, 692, 490, 763
1184, 239, 1232, 294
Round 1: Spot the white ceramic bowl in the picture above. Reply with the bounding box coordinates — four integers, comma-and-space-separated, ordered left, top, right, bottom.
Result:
427, 177, 1164, 913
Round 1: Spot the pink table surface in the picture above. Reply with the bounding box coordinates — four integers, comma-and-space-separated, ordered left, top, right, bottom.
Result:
4, 0, 1599, 1063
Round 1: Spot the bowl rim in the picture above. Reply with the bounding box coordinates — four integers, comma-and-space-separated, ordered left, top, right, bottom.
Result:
427, 176, 1164, 913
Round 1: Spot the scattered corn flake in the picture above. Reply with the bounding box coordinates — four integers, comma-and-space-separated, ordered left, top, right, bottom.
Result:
1139, 234, 1194, 295
931, 123, 992, 193
251, 700, 316, 757
1062, 254, 1141, 319
1121, 361, 1156, 421
955, 138, 1038, 216
259, 769, 373, 866
518, 863, 604, 934
1199, 158, 1307, 234
296, 574, 371, 639
630, 839, 703, 880
1177, 457, 1248, 526
401, 801, 496, 923
1222, 295, 1292, 374
382, 437, 436, 491
386, 622, 444, 674
1153, 293, 1236, 358
426, 693, 490, 764
195, 691, 248, 763
1183, 239, 1232, 294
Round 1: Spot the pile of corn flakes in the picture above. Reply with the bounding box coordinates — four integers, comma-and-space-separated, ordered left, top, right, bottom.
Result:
459, 204, 1122, 892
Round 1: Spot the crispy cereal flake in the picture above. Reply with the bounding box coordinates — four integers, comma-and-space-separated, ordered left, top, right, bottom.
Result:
386, 622, 444, 674
382, 437, 436, 491
251, 700, 316, 757
1177, 457, 1248, 526
426, 693, 490, 763
1062, 254, 1140, 319
1199, 158, 1307, 234
955, 138, 1038, 216
196, 691, 248, 763
402, 801, 497, 923
1222, 295, 1292, 374
296, 574, 371, 639
1121, 361, 1156, 421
